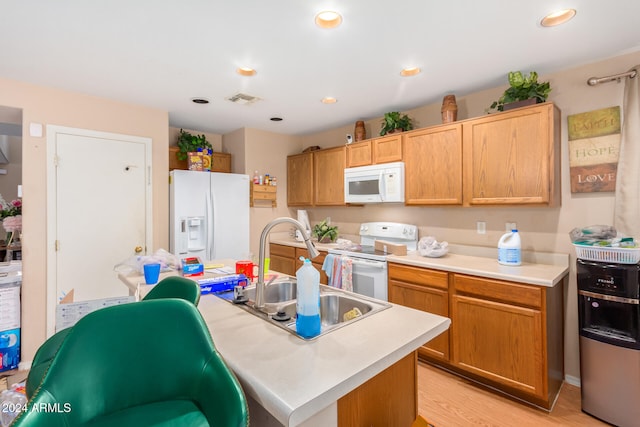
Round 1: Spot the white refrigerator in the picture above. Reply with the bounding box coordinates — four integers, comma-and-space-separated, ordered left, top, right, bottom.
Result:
169, 170, 250, 261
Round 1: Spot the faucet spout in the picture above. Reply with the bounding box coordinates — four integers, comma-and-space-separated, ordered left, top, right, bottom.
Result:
255, 217, 319, 309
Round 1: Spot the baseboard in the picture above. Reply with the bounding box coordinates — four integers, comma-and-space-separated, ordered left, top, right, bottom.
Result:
564, 374, 581, 387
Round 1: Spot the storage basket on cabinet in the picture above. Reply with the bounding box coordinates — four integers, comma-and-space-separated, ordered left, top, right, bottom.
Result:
573, 244, 640, 264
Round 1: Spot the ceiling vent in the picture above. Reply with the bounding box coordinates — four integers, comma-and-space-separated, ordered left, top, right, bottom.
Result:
226, 93, 261, 105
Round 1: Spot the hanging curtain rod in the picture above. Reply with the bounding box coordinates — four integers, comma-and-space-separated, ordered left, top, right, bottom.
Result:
587, 69, 637, 86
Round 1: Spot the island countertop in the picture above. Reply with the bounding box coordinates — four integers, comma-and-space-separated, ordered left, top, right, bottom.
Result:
118, 262, 450, 426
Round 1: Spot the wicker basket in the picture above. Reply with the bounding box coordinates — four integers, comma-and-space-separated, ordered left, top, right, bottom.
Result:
573, 244, 640, 264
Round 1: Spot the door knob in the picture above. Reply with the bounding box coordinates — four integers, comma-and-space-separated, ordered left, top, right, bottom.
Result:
134, 246, 143, 253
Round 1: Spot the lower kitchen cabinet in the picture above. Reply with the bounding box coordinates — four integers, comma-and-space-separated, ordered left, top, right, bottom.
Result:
388, 262, 564, 410
388, 263, 449, 361
268, 243, 328, 284
269, 243, 297, 276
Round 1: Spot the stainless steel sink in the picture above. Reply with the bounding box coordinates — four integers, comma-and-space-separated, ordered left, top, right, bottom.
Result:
214, 279, 390, 340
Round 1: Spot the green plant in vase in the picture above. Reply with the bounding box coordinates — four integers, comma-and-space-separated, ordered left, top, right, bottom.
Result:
176, 129, 213, 161
313, 218, 338, 243
488, 71, 551, 112
379, 112, 413, 136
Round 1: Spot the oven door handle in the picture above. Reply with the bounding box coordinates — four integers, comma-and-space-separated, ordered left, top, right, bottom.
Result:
578, 289, 639, 304
349, 258, 387, 269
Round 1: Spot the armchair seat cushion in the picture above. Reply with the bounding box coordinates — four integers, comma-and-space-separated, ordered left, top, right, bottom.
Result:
84, 400, 209, 427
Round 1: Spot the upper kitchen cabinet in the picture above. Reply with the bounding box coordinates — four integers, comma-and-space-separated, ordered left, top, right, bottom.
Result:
404, 123, 463, 205
314, 146, 346, 206
168, 147, 231, 173
462, 103, 561, 206
346, 134, 403, 167
287, 152, 314, 206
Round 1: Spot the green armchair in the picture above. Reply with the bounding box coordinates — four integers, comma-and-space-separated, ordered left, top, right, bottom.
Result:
14, 298, 248, 426
26, 275, 201, 398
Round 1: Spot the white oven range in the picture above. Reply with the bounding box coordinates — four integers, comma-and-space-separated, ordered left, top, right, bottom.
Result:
328, 222, 418, 301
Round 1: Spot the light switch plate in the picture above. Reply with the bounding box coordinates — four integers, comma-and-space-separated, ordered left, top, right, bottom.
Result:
29, 122, 43, 137
506, 222, 517, 232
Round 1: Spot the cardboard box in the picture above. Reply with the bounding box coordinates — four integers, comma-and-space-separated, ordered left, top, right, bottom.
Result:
375, 240, 407, 256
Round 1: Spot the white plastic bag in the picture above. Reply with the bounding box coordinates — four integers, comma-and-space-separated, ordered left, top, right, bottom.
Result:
113, 248, 180, 275
418, 236, 449, 258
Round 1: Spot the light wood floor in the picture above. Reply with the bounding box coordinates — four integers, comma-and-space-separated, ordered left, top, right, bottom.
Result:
417, 362, 608, 426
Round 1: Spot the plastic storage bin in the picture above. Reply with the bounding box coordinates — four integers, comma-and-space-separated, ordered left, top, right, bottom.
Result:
573, 244, 640, 264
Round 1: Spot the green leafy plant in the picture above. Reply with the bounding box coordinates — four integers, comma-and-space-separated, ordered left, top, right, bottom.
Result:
379, 112, 413, 136
489, 71, 551, 112
176, 128, 212, 161
312, 218, 338, 243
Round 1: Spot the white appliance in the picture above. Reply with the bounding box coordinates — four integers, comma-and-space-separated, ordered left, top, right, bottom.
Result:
344, 162, 405, 204
329, 222, 418, 301
169, 170, 250, 261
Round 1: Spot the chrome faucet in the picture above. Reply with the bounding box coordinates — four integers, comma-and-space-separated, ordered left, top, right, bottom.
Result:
255, 217, 320, 309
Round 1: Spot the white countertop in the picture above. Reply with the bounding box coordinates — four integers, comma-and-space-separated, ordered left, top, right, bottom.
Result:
270, 238, 569, 287
118, 261, 450, 426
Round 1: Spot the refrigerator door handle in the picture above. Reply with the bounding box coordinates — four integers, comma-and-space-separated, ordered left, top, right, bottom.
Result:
206, 191, 214, 260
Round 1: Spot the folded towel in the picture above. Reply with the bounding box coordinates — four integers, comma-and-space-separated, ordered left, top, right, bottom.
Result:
341, 256, 353, 292
331, 255, 342, 288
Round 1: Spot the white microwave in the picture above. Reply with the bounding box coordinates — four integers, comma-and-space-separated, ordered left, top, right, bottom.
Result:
344, 162, 405, 204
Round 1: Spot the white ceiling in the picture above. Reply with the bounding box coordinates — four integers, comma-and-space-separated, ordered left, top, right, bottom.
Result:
2, 1, 640, 136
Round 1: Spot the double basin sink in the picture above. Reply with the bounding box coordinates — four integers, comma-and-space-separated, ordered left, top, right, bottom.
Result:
215, 279, 391, 340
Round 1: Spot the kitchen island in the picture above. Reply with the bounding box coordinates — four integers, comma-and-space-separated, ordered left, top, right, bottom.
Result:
119, 261, 450, 426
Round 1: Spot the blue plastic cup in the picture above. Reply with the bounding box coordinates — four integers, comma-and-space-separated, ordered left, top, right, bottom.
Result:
143, 263, 161, 285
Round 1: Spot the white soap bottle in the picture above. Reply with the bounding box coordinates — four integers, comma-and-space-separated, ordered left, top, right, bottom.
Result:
296, 257, 321, 338
498, 229, 522, 266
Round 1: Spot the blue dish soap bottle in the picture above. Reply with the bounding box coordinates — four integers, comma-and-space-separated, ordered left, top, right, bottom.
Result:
296, 257, 321, 338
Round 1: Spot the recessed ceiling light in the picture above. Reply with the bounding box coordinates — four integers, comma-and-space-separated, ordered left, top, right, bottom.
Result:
192, 98, 209, 104
400, 67, 421, 77
540, 9, 576, 27
321, 97, 338, 104
270, 117, 283, 122
315, 11, 342, 29
236, 67, 256, 76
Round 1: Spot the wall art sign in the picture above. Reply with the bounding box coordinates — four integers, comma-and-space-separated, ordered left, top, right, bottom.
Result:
567, 106, 621, 193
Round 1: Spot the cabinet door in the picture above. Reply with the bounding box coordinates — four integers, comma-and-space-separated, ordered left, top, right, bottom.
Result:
389, 263, 449, 361
313, 146, 346, 206
287, 152, 314, 206
404, 124, 463, 205
296, 248, 328, 284
463, 103, 559, 206
346, 141, 372, 167
451, 294, 544, 398
372, 134, 402, 164
269, 244, 296, 276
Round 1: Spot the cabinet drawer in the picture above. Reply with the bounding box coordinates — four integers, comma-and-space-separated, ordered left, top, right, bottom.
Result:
388, 263, 448, 290
270, 243, 296, 258
296, 248, 327, 264
453, 273, 542, 309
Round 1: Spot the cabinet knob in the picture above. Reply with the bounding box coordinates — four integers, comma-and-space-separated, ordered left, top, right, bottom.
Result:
134, 246, 143, 253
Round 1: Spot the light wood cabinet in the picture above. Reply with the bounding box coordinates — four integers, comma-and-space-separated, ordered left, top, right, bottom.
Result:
345, 134, 402, 167
462, 103, 560, 206
168, 146, 231, 173
250, 184, 277, 207
268, 243, 329, 284
403, 124, 463, 205
313, 146, 346, 206
268, 244, 297, 276
388, 263, 450, 361
338, 351, 417, 427
450, 273, 564, 409
388, 261, 564, 410
373, 134, 403, 164
296, 247, 328, 284
346, 141, 372, 167
287, 152, 314, 206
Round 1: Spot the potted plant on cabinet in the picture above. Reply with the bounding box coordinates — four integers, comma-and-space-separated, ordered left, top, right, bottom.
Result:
488, 71, 551, 112
176, 128, 213, 161
379, 112, 414, 136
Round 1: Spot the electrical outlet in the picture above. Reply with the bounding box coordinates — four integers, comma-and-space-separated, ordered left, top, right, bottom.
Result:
506, 222, 517, 232
477, 221, 486, 234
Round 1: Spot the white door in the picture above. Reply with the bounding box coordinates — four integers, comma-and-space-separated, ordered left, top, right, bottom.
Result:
46, 126, 152, 335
